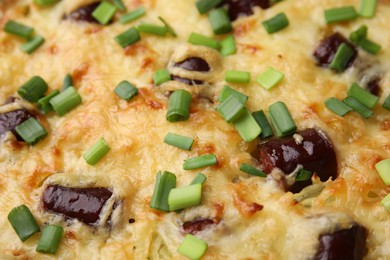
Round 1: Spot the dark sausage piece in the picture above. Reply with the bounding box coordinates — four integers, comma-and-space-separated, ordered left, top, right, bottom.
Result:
314, 224, 367, 260
63, 2, 102, 24
0, 109, 34, 140
43, 185, 113, 225
366, 77, 381, 96
171, 75, 204, 86
313, 33, 357, 68
183, 219, 215, 235
174, 58, 211, 72
257, 128, 337, 193
221, 0, 271, 21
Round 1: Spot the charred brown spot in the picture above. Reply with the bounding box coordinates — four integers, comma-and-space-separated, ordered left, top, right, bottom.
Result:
257, 128, 337, 193
183, 219, 216, 235
314, 224, 367, 260
174, 58, 210, 72
171, 75, 204, 85
0, 108, 34, 140
63, 2, 102, 24
42, 185, 113, 225
366, 77, 381, 96
313, 33, 357, 68
221, 0, 271, 21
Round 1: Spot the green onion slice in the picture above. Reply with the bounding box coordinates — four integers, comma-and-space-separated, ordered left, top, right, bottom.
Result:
190, 173, 207, 185
166, 90, 192, 122
225, 70, 250, 83
137, 23, 167, 36
325, 97, 353, 117
256, 67, 284, 90
358, 38, 381, 55
188, 33, 220, 50
295, 168, 313, 181
324, 6, 358, 24
233, 109, 262, 142
3, 20, 34, 39
36, 225, 64, 254
153, 69, 171, 86
350, 25, 368, 44
112, 0, 127, 11
381, 193, 390, 212
114, 80, 138, 101
7, 205, 40, 242
269, 101, 296, 137
120, 7, 145, 24
218, 85, 248, 105
164, 132, 194, 151
62, 74, 73, 91
348, 83, 379, 109
196, 0, 222, 14
216, 95, 246, 123
208, 8, 232, 35
38, 90, 60, 114
33, 0, 60, 5
20, 35, 45, 54
359, 0, 377, 18
49, 86, 82, 116
220, 34, 236, 56
115, 27, 140, 48
183, 154, 217, 170
252, 110, 274, 139
240, 163, 267, 177
18, 76, 48, 103
262, 13, 289, 34
92, 1, 117, 25
83, 137, 110, 165
178, 234, 208, 260
329, 43, 355, 72
158, 17, 177, 37
383, 94, 390, 111
375, 159, 390, 185
343, 96, 374, 119
15, 118, 48, 145
150, 171, 176, 212
168, 183, 202, 211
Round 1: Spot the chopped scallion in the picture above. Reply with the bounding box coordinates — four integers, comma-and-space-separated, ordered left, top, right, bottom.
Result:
225, 70, 250, 83
183, 154, 217, 170
359, 0, 377, 18
20, 35, 45, 54
348, 83, 379, 109
158, 17, 177, 37
295, 168, 313, 181
208, 8, 232, 35
150, 171, 176, 212
49, 86, 82, 116
196, 0, 222, 14
137, 23, 167, 36
383, 94, 390, 111
256, 67, 284, 90
188, 33, 220, 50
83, 137, 110, 165
343, 96, 374, 118
153, 69, 171, 86
38, 90, 60, 114
324, 6, 358, 24
190, 173, 207, 185
3, 20, 34, 39
240, 163, 267, 177
62, 74, 73, 91
166, 90, 192, 122
115, 27, 140, 48
218, 85, 248, 105
178, 234, 208, 260
36, 225, 63, 254
325, 97, 353, 117
168, 183, 202, 211
114, 80, 138, 101
358, 38, 381, 55
164, 132, 194, 151
120, 7, 145, 24
269, 101, 296, 137
92, 1, 117, 25
329, 43, 355, 72
220, 34, 236, 56
381, 193, 390, 212
112, 0, 127, 11
350, 25, 368, 44
349, 25, 381, 55
375, 159, 390, 185
216, 95, 246, 123
7, 205, 40, 242
233, 109, 262, 142
252, 110, 274, 139
33, 0, 59, 5
15, 118, 47, 145
18, 76, 48, 102
262, 13, 289, 34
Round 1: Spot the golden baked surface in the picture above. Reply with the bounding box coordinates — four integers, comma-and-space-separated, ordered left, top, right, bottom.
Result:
0, 0, 389, 259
